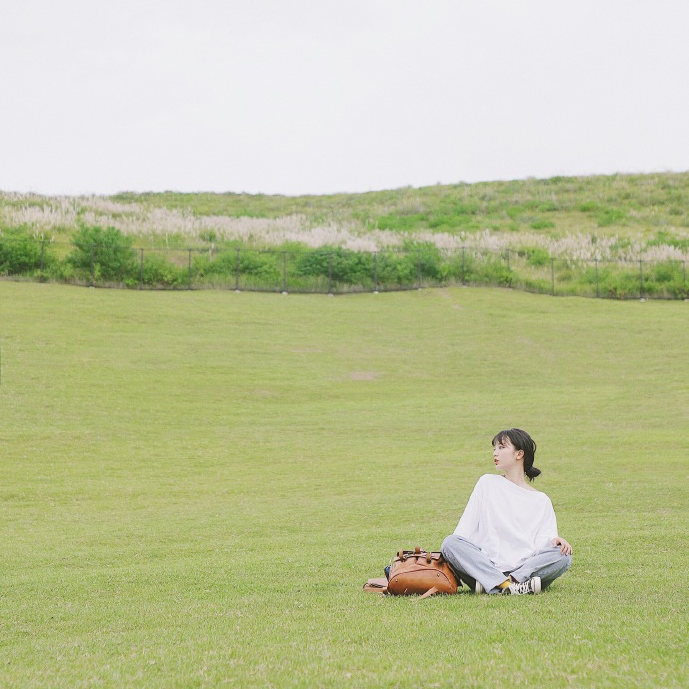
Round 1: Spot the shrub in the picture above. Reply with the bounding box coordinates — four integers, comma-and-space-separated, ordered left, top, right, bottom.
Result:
397, 242, 445, 282
464, 254, 513, 287
45, 260, 78, 284
596, 208, 626, 227
520, 247, 550, 267
375, 213, 427, 231
577, 201, 600, 213
428, 216, 455, 229
641, 261, 687, 298
537, 202, 559, 212
0, 234, 44, 275
68, 225, 138, 283
530, 220, 555, 230
505, 205, 524, 220
376, 252, 416, 288
193, 250, 235, 279
237, 250, 282, 281
294, 248, 331, 279
142, 253, 187, 288
295, 247, 374, 286
599, 267, 641, 299
647, 231, 689, 251
416, 244, 445, 282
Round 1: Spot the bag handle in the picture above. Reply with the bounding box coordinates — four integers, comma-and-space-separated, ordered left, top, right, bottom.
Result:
397, 546, 439, 562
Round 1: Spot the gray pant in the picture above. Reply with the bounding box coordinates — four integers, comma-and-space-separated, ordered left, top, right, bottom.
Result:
441, 534, 572, 594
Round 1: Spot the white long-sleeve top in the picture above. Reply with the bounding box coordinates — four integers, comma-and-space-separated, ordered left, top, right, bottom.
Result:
453, 474, 559, 572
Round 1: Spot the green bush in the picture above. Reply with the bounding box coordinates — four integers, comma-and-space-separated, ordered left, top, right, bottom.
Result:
463, 254, 513, 287
194, 251, 234, 279
294, 248, 331, 279
596, 208, 627, 227
647, 231, 689, 251
0, 234, 44, 275
577, 263, 640, 298
599, 266, 642, 299
142, 253, 187, 288
375, 214, 427, 231
530, 220, 555, 230
295, 247, 374, 286
577, 201, 600, 213
519, 246, 550, 267
68, 225, 138, 283
190, 248, 283, 289
415, 243, 445, 282
641, 261, 687, 298
375, 252, 416, 288
237, 250, 282, 282
292, 243, 448, 288
537, 202, 559, 212
44, 260, 78, 284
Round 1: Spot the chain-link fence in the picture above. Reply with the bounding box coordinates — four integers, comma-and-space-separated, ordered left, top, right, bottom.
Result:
0, 237, 687, 299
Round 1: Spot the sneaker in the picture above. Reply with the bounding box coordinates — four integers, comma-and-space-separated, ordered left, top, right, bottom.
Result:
474, 581, 485, 594
503, 576, 542, 595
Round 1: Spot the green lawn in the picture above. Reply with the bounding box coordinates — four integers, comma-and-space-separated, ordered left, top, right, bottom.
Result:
0, 282, 687, 688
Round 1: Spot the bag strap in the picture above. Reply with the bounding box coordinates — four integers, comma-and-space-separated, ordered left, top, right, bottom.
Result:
417, 586, 439, 600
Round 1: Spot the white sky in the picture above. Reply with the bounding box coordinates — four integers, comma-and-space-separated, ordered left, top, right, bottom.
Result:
1, 0, 688, 197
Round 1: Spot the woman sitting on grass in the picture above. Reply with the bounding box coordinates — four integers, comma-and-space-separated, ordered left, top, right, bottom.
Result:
441, 428, 572, 595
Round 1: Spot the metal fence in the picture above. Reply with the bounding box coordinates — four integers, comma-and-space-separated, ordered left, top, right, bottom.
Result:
0, 237, 687, 300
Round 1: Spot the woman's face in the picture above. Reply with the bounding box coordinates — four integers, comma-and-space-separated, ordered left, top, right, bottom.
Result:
492, 437, 523, 472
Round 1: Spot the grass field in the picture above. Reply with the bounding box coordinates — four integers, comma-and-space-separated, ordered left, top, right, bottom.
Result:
1, 282, 687, 688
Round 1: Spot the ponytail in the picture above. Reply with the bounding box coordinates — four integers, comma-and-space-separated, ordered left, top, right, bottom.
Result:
525, 465, 542, 481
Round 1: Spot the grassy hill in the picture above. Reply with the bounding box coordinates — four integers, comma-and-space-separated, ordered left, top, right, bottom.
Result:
2, 172, 689, 259
2, 173, 688, 298
1, 282, 687, 687
115, 172, 689, 237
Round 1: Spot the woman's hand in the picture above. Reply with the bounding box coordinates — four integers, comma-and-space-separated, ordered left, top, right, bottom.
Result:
552, 537, 573, 556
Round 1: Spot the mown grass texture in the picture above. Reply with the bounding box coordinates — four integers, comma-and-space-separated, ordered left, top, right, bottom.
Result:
0, 282, 687, 688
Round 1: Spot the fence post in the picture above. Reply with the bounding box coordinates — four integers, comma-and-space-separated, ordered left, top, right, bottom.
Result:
373, 252, 378, 293
506, 248, 510, 271
188, 249, 192, 290
551, 258, 555, 296
595, 260, 599, 298
462, 246, 466, 284
282, 251, 287, 293
417, 249, 422, 290
139, 248, 144, 289
639, 259, 643, 299
235, 248, 240, 291
90, 244, 95, 286
683, 260, 686, 289
40, 239, 45, 282
328, 252, 333, 295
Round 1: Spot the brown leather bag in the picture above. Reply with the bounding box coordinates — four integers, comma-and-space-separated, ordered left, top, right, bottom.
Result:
387, 546, 458, 599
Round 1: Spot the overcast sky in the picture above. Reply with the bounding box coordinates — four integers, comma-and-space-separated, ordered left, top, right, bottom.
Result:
1, 0, 688, 197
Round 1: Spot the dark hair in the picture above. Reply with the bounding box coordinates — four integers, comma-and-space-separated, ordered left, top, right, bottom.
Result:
492, 428, 541, 481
